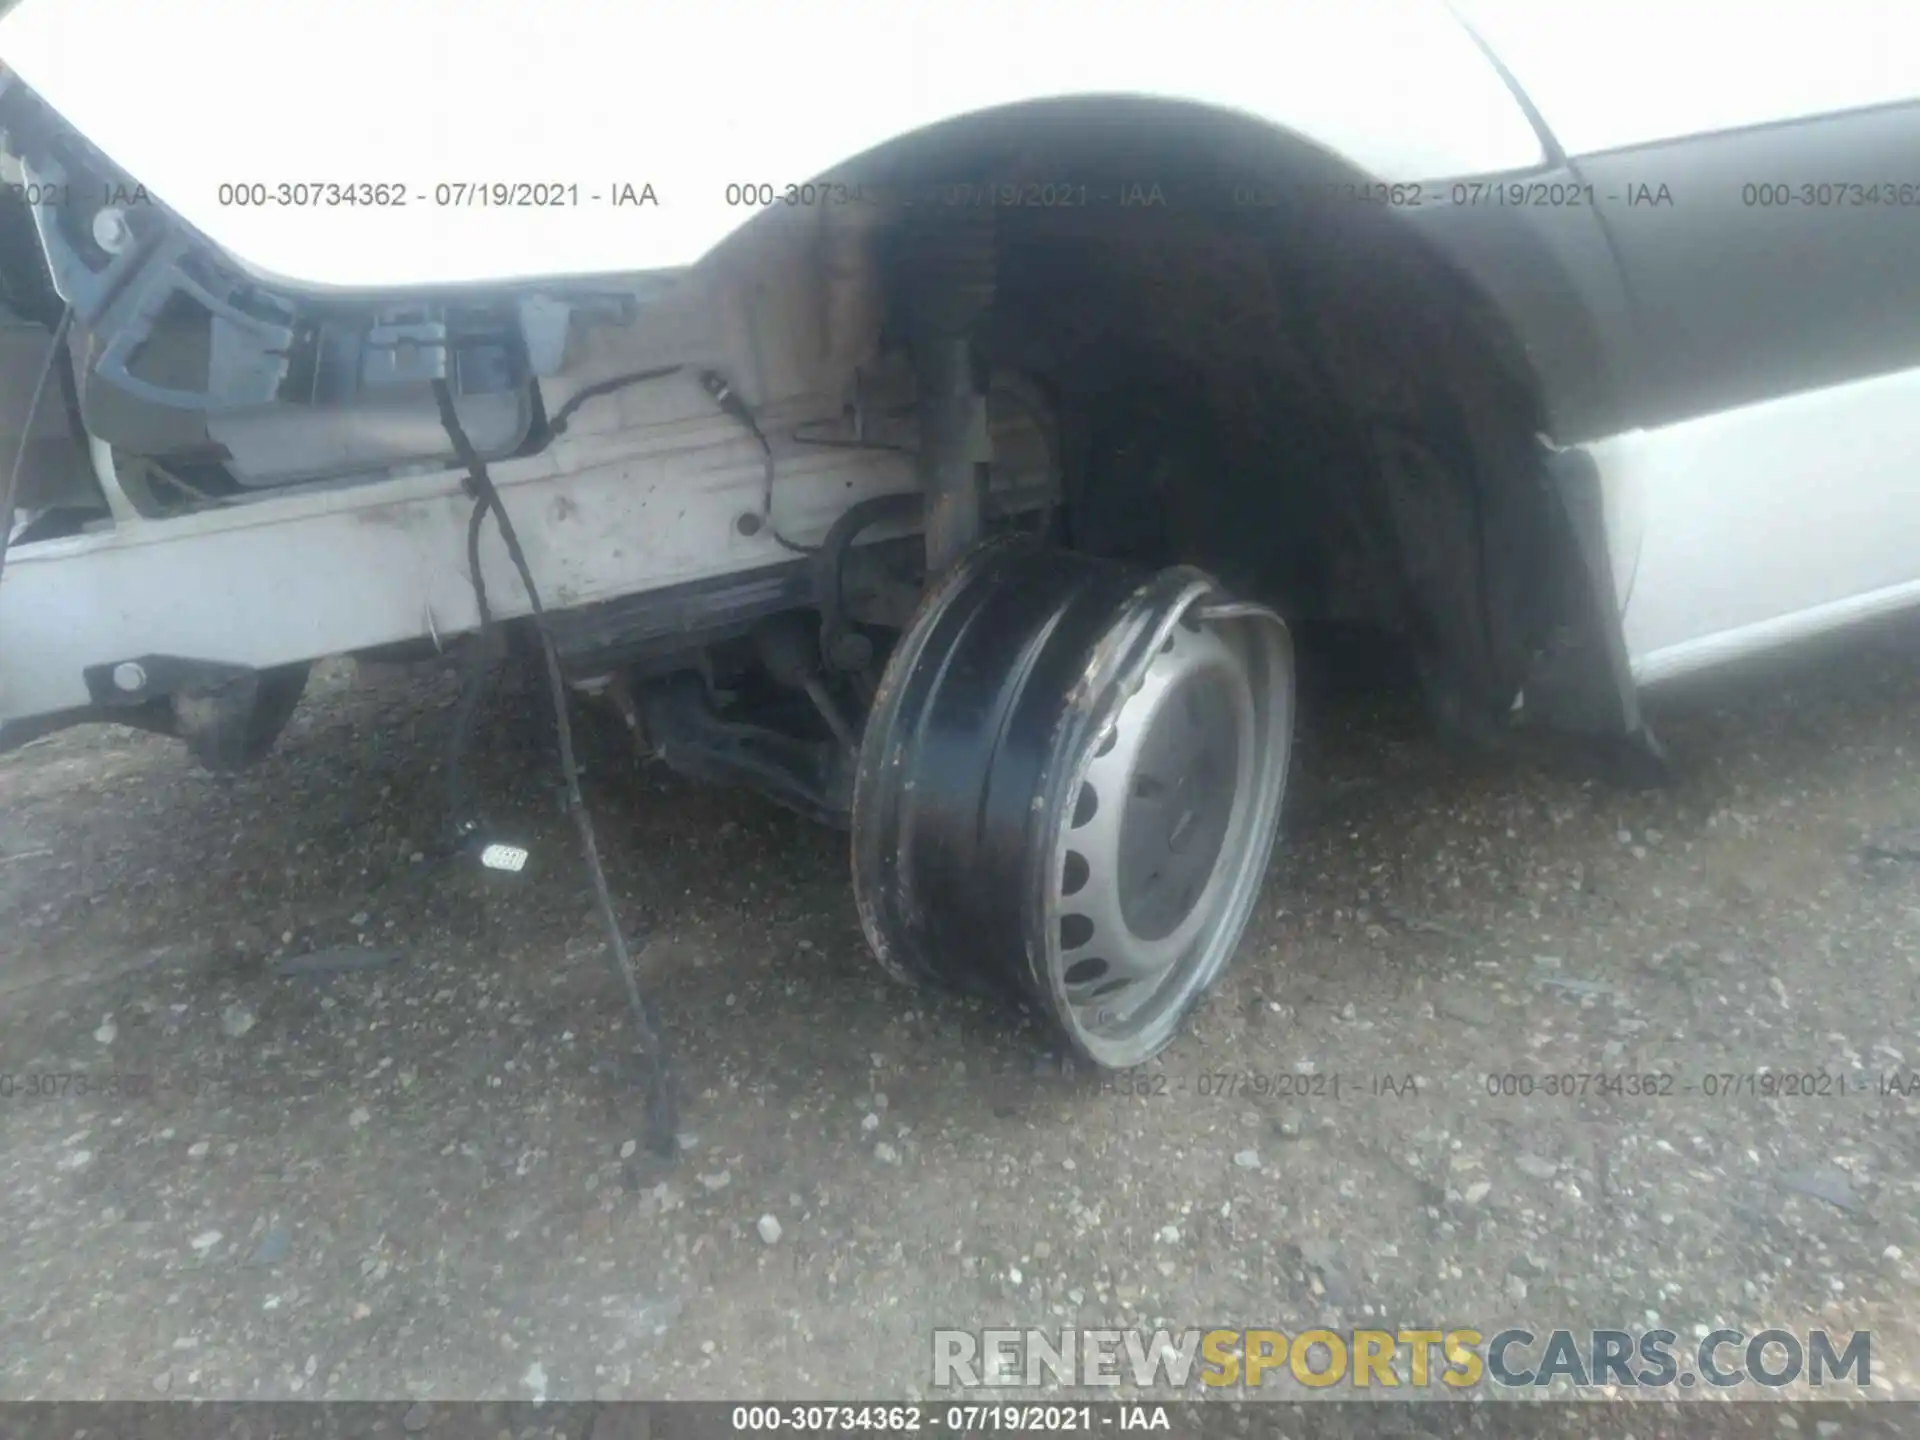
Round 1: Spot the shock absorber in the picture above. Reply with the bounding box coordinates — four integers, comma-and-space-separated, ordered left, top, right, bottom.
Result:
900, 204, 996, 574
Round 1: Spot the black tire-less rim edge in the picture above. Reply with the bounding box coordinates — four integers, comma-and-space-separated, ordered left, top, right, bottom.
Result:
851, 537, 1294, 1068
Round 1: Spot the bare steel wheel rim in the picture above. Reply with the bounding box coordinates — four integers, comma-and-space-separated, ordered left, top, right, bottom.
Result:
850, 540, 1294, 1071
1045, 595, 1293, 1067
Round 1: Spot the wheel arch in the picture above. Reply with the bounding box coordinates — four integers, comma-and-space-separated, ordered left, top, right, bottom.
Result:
712, 82, 1630, 444
806, 92, 1643, 740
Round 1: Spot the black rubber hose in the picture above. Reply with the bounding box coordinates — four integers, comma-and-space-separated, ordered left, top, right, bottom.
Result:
812, 491, 922, 669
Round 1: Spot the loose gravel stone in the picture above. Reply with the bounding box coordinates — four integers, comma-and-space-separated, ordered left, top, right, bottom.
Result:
2, 625, 1916, 1399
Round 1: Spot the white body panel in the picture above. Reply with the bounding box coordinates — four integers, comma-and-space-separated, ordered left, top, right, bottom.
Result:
1450, 0, 1920, 155
0, 0, 1544, 287
0, 389, 1050, 720
1597, 367, 1920, 686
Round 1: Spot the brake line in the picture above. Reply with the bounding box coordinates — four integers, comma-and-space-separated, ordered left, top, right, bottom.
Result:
432, 378, 678, 1157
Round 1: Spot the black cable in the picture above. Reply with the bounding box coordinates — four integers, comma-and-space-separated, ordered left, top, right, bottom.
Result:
433, 377, 678, 1157
698, 369, 818, 555
546, 365, 683, 437
444, 488, 500, 838
757, 439, 816, 555
464, 481, 493, 625
443, 635, 496, 838
0, 305, 73, 601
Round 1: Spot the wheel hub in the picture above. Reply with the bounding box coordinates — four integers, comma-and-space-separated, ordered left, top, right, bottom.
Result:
851, 537, 1294, 1069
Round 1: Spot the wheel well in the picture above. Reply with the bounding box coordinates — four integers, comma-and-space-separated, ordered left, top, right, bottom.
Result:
846, 97, 1567, 734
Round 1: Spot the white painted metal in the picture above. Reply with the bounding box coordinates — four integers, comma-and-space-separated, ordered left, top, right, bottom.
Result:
1591, 365, 1920, 686
1630, 578, 1920, 688
0, 391, 1051, 721
0, 0, 1544, 287
1451, 0, 1920, 157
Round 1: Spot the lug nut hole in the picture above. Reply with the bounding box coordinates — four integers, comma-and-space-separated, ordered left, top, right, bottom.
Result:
1065, 957, 1109, 986
1071, 782, 1099, 828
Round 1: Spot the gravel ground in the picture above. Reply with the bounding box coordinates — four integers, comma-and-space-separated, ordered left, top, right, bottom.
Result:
2, 618, 1918, 1417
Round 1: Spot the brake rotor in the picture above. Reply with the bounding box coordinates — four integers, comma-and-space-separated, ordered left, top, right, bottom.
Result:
851, 536, 1294, 1069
